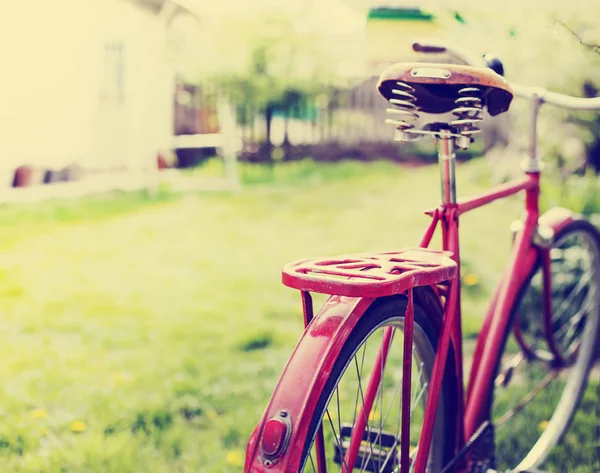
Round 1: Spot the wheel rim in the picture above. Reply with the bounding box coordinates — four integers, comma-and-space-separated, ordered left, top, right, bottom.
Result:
301, 317, 446, 473
493, 227, 600, 471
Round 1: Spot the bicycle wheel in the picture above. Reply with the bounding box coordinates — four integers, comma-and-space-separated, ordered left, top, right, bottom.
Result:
492, 219, 600, 471
299, 295, 457, 473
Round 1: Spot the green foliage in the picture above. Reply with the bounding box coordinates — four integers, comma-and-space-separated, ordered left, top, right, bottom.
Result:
434, 1, 600, 172
541, 170, 600, 216
185, 156, 403, 186
187, 9, 339, 114
367, 7, 434, 21
238, 331, 274, 352
176, 6, 352, 160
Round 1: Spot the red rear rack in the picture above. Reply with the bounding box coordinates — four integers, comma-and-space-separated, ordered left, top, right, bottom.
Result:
282, 248, 457, 298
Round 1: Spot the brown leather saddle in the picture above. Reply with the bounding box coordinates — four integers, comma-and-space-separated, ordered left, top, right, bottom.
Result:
377, 62, 513, 117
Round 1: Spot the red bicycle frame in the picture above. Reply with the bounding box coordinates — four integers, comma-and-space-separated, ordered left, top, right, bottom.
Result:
409, 131, 574, 473
244, 132, 577, 473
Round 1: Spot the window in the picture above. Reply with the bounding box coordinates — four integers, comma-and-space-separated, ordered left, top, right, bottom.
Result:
100, 41, 125, 105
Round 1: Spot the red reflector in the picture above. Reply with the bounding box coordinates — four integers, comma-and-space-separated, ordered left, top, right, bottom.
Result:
261, 418, 288, 457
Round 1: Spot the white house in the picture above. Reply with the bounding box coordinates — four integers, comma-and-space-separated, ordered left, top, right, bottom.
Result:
0, 0, 182, 188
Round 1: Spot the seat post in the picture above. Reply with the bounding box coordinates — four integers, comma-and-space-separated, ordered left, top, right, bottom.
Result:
437, 129, 457, 205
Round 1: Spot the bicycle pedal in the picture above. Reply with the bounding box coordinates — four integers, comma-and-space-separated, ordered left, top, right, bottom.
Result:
333, 423, 399, 473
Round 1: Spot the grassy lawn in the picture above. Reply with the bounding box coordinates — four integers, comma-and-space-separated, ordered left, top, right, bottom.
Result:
0, 159, 596, 472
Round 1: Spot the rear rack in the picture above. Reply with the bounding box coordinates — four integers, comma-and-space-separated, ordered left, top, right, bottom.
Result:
282, 248, 457, 298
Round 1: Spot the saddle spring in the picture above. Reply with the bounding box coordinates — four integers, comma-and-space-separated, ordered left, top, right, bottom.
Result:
384, 81, 420, 141
450, 87, 483, 139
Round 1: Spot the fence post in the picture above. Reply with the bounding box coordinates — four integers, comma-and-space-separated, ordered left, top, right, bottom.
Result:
217, 95, 241, 191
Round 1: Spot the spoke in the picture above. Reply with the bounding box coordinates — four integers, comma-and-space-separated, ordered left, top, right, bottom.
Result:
380, 362, 425, 473
551, 270, 591, 322
554, 306, 586, 337
552, 285, 591, 330
309, 450, 317, 473
379, 372, 404, 432
554, 306, 586, 341
352, 357, 361, 428
411, 362, 424, 406
358, 377, 385, 472
361, 327, 395, 472
359, 327, 396, 473
495, 369, 560, 427
408, 446, 419, 473
379, 437, 400, 473
395, 379, 403, 447
410, 382, 428, 413
497, 339, 544, 411
336, 387, 343, 456
352, 343, 369, 428
350, 355, 367, 473
377, 328, 397, 460
325, 409, 349, 473
359, 385, 383, 473
354, 355, 377, 473
561, 317, 587, 355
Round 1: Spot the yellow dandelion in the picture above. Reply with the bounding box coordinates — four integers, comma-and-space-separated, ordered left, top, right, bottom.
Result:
410, 445, 417, 454
226, 449, 244, 467
539, 420, 549, 431
109, 372, 130, 388
70, 420, 87, 433
206, 409, 218, 422
368, 411, 380, 422
30, 408, 48, 420
463, 273, 479, 287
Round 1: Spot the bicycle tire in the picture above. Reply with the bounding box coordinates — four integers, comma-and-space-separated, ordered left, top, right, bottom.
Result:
299, 294, 458, 473
492, 219, 600, 471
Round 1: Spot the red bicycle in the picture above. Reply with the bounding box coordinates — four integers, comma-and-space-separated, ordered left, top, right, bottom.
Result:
244, 40, 600, 473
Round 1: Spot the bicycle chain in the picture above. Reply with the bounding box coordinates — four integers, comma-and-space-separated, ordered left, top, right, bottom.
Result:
437, 421, 496, 473
467, 422, 496, 473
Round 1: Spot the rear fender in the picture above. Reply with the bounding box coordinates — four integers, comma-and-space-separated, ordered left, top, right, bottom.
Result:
539, 206, 577, 235
244, 295, 373, 473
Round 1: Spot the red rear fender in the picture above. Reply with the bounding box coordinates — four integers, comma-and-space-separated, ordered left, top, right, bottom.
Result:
244, 295, 373, 473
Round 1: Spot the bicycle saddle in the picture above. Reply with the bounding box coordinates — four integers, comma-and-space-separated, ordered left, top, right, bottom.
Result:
377, 62, 513, 117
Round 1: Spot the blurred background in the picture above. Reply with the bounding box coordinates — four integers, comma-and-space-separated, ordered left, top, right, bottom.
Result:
1, 0, 599, 190
0, 0, 598, 472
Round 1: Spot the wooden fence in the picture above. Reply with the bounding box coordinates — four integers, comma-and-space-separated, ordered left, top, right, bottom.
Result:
173, 76, 506, 165
173, 77, 409, 164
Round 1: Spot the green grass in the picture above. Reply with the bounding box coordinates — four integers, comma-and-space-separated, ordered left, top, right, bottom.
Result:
540, 169, 600, 217
0, 159, 595, 472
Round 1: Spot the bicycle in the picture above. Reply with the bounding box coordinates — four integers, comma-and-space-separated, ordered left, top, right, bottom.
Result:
243, 40, 600, 473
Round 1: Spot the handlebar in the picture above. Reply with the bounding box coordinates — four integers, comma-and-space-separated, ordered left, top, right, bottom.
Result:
412, 38, 600, 111
511, 84, 600, 110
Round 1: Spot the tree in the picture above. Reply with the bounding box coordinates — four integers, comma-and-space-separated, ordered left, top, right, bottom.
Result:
173, 5, 346, 162
429, 0, 600, 175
